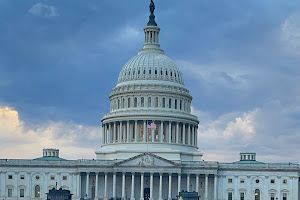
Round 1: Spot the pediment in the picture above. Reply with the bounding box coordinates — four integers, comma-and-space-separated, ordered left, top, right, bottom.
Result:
115, 153, 179, 167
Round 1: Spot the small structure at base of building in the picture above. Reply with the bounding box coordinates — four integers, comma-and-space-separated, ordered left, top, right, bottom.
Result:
46, 188, 73, 200
177, 191, 199, 200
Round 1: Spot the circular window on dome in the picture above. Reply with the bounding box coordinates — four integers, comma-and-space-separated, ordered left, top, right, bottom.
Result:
256, 179, 259, 183
36, 175, 40, 180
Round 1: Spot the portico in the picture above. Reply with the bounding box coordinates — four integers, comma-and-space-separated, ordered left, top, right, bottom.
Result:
75, 153, 218, 200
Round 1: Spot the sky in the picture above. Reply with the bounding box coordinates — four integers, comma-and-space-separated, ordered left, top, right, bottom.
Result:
0, 0, 300, 163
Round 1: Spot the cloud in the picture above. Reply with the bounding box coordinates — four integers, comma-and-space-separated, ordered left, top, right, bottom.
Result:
0, 106, 101, 159
28, 3, 59, 18
281, 13, 300, 57
193, 99, 300, 163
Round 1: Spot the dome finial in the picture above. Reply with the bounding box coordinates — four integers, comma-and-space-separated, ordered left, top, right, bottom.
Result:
147, 0, 157, 26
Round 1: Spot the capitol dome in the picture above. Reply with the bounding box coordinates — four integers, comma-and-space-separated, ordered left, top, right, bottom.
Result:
117, 52, 184, 86
96, 3, 202, 162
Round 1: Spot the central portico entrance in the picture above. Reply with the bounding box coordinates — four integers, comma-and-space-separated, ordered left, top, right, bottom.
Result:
144, 188, 150, 200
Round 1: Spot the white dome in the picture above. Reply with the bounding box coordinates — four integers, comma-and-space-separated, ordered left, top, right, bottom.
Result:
117, 51, 184, 86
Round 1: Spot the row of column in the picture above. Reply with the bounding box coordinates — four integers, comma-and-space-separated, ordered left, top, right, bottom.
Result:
81, 172, 217, 200
102, 120, 198, 146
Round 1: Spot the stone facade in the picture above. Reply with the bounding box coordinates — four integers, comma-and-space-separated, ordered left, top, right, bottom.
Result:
1, 2, 299, 200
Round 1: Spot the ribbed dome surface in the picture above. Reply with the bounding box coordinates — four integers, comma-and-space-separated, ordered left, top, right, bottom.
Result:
117, 52, 184, 85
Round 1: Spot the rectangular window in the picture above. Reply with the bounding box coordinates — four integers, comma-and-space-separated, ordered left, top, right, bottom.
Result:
228, 192, 233, 200
8, 175, 13, 179
63, 176, 67, 181
50, 175, 55, 180
240, 192, 244, 200
20, 175, 25, 180
8, 189, 12, 197
271, 179, 275, 184
270, 193, 275, 200
240, 179, 245, 183
20, 189, 25, 197
283, 179, 287, 184
228, 178, 233, 183
283, 193, 287, 200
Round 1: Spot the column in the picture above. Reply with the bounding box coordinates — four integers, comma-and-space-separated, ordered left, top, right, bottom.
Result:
188, 125, 191, 145
205, 174, 208, 200
214, 175, 218, 200
140, 173, 144, 200
160, 121, 164, 142
168, 122, 172, 143
14, 172, 18, 198
176, 122, 179, 143
135, 121, 138, 142
119, 122, 122, 142
195, 127, 198, 147
159, 173, 163, 200
151, 123, 155, 142
76, 173, 80, 198
57, 173, 61, 189
187, 174, 190, 192
104, 173, 108, 198
102, 125, 105, 144
168, 173, 172, 200
131, 173, 135, 200
192, 126, 195, 146
113, 122, 116, 143
177, 173, 181, 195
127, 121, 130, 142
196, 174, 199, 194
86, 172, 89, 197
182, 123, 186, 144
108, 123, 112, 143
103, 125, 106, 144
95, 172, 99, 200
45, 172, 49, 198
122, 173, 126, 199
150, 173, 153, 200
27, 172, 31, 198
143, 121, 147, 142
113, 173, 116, 198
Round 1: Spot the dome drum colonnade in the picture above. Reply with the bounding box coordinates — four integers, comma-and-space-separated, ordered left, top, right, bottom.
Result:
96, 1, 202, 161
101, 120, 198, 147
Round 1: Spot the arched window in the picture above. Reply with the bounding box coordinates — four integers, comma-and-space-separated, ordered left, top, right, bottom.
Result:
180, 100, 182, 110
138, 69, 140, 74
134, 97, 137, 107
143, 69, 146, 74
166, 70, 168, 75
149, 69, 151, 74
155, 97, 158, 107
133, 70, 135, 75
141, 97, 144, 107
175, 99, 177, 109
169, 98, 172, 108
122, 98, 125, 108
148, 97, 151, 107
118, 99, 120, 109
162, 98, 165, 108
128, 98, 131, 108
255, 189, 260, 200
35, 185, 40, 197
155, 70, 157, 74
160, 70, 163, 75
171, 72, 173, 76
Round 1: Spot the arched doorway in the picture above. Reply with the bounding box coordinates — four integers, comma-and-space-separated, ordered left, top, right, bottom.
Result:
254, 189, 260, 200
144, 188, 150, 200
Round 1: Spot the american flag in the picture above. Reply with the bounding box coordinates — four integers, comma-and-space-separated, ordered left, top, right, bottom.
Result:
147, 121, 157, 130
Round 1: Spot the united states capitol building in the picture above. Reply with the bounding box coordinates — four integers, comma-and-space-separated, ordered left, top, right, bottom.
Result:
1, 1, 299, 200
